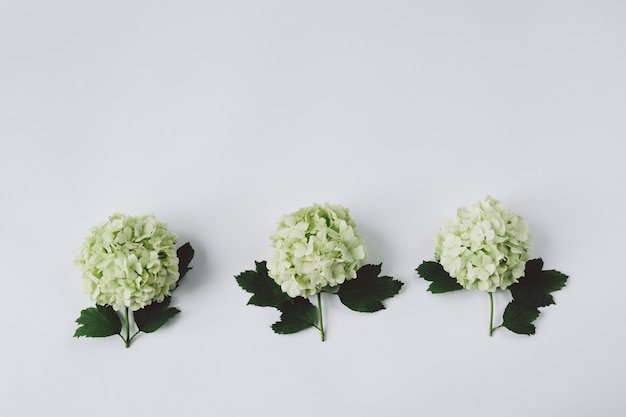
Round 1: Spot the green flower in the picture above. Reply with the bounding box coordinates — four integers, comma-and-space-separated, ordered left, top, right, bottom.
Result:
435, 196, 531, 292
76, 213, 180, 311
267, 203, 367, 298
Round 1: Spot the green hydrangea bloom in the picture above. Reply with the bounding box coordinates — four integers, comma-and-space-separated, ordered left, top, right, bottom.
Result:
267, 203, 368, 298
76, 213, 180, 311
435, 196, 531, 292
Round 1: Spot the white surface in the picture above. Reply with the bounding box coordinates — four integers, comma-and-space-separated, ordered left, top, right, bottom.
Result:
1, 1, 624, 416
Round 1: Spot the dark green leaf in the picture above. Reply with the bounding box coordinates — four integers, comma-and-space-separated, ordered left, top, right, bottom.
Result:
321, 285, 340, 294
271, 297, 318, 334
501, 301, 540, 335
133, 296, 180, 333
416, 261, 463, 293
235, 261, 292, 308
175, 242, 195, 287
509, 258, 568, 308
338, 264, 404, 312
74, 305, 122, 338
236, 261, 318, 336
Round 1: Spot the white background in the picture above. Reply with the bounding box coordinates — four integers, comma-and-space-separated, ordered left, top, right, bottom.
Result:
1, 1, 624, 416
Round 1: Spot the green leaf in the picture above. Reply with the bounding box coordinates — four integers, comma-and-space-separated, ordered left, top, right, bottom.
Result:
509, 258, 569, 308
501, 301, 540, 335
321, 285, 340, 294
271, 297, 318, 334
175, 242, 195, 287
74, 305, 122, 338
133, 296, 180, 333
236, 261, 319, 336
416, 261, 463, 293
338, 264, 404, 312
235, 261, 292, 308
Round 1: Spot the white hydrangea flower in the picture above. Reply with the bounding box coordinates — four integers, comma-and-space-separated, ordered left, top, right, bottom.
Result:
267, 203, 368, 298
76, 213, 180, 311
435, 196, 531, 292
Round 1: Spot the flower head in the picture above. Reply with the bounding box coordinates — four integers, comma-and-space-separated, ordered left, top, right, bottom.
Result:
76, 213, 180, 311
435, 196, 531, 292
267, 203, 368, 298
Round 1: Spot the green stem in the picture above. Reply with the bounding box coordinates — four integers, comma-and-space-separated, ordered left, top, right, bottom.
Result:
317, 292, 325, 342
124, 307, 131, 348
129, 330, 141, 345
488, 292, 494, 337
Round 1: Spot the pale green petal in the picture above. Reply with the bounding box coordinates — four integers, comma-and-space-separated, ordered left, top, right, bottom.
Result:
266, 203, 367, 298
76, 213, 180, 311
435, 197, 531, 292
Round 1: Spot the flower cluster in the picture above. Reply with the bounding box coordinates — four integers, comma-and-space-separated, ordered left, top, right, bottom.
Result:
434, 196, 531, 292
267, 203, 367, 298
76, 213, 180, 311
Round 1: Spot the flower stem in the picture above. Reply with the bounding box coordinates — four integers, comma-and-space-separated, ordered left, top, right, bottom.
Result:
124, 307, 131, 348
488, 292, 495, 337
129, 330, 140, 345
317, 292, 325, 342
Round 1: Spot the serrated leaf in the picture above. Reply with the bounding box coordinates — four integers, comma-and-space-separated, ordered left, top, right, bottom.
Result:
235, 261, 292, 308
174, 242, 195, 287
338, 264, 403, 312
74, 305, 122, 338
501, 301, 540, 335
416, 261, 463, 293
133, 296, 180, 333
271, 297, 318, 334
509, 258, 569, 308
